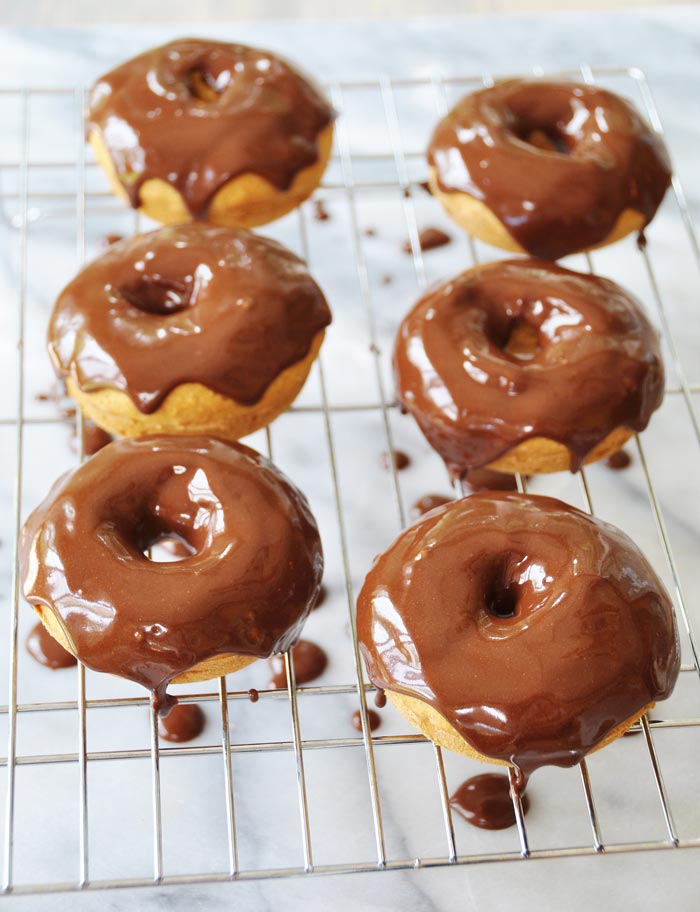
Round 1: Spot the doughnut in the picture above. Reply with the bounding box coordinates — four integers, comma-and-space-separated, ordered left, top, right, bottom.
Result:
19, 436, 323, 712
49, 224, 331, 440
394, 258, 664, 478
428, 79, 671, 259
357, 492, 680, 778
87, 38, 335, 227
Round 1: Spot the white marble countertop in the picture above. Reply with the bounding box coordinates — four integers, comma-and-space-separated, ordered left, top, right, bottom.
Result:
1, 6, 700, 911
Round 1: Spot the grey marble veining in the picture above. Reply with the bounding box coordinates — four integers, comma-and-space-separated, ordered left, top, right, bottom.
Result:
0, 7, 699, 911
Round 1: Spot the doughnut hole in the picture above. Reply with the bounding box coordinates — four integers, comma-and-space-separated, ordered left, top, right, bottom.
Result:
483, 556, 520, 620
503, 319, 539, 361
186, 66, 228, 101
120, 274, 194, 314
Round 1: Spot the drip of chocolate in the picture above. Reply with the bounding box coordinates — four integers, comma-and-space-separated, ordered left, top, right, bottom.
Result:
86, 39, 334, 219
248, 688, 260, 703
103, 234, 124, 247
402, 227, 451, 254
313, 199, 330, 221
158, 703, 205, 742
394, 259, 664, 476
374, 688, 387, 708
26, 622, 77, 669
20, 436, 323, 713
606, 450, 632, 470
357, 492, 679, 780
71, 420, 113, 456
428, 80, 671, 260
364, 227, 377, 237
380, 450, 411, 472
450, 773, 529, 830
410, 494, 452, 520
462, 468, 518, 494
49, 224, 331, 414
269, 640, 328, 688
351, 708, 381, 732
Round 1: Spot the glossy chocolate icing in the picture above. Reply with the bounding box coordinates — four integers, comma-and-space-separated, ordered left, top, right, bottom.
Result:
20, 436, 323, 712
394, 259, 664, 476
86, 38, 334, 218
158, 703, 205, 742
357, 493, 679, 777
428, 79, 671, 260
450, 773, 528, 830
49, 224, 331, 413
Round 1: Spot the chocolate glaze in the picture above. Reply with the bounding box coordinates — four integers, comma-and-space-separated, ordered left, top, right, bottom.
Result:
86, 38, 334, 219
450, 773, 529, 830
313, 199, 330, 221
380, 450, 411, 472
20, 436, 323, 713
462, 468, 518, 494
394, 259, 664, 476
607, 449, 632, 470
269, 639, 328, 688
351, 708, 381, 732
357, 492, 679, 778
402, 227, 451, 254
158, 703, 205, 742
410, 494, 452, 520
26, 622, 77, 670
49, 224, 331, 413
428, 79, 671, 260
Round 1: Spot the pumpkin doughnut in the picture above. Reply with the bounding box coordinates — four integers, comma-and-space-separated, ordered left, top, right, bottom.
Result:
428, 79, 671, 259
356, 493, 680, 779
394, 258, 664, 479
86, 38, 335, 227
48, 224, 331, 440
20, 436, 323, 712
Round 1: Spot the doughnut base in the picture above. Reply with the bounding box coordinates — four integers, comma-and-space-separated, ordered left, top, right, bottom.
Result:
486, 425, 634, 475
32, 605, 257, 685
386, 689, 650, 766
427, 167, 646, 256
65, 330, 325, 441
90, 125, 334, 228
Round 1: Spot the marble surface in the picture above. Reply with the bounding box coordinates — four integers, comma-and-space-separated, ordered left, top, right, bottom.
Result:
1, 6, 700, 910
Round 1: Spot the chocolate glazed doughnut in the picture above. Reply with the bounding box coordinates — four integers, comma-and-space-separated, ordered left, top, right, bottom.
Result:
357, 493, 680, 779
394, 259, 664, 477
19, 436, 324, 713
428, 79, 671, 259
49, 224, 331, 440
87, 38, 335, 227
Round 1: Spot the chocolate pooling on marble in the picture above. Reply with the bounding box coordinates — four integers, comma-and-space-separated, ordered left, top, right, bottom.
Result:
409, 494, 452, 520
450, 773, 528, 830
402, 227, 451, 254
357, 492, 679, 778
49, 224, 331, 413
394, 259, 664, 476
428, 79, 671, 260
26, 622, 77, 670
158, 703, 206, 742
20, 436, 323, 713
351, 708, 381, 732
269, 639, 328, 688
86, 38, 334, 219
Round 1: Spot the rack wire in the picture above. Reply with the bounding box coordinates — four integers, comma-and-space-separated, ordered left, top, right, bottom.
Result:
1, 65, 699, 896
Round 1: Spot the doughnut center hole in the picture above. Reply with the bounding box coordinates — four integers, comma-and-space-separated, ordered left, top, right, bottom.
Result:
186, 66, 228, 101
121, 275, 194, 315
503, 318, 540, 361
513, 123, 570, 155
145, 533, 196, 563
486, 583, 518, 619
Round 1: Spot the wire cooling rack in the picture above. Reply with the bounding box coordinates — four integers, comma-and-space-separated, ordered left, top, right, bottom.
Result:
0, 65, 699, 897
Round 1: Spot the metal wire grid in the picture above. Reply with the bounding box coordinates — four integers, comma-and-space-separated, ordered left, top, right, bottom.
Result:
0, 64, 698, 895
